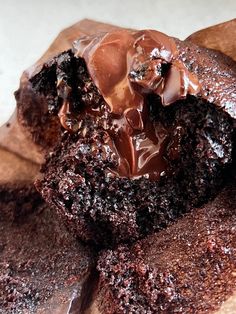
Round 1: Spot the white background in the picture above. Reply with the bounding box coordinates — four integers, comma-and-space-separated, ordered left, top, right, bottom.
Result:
0, 0, 235, 126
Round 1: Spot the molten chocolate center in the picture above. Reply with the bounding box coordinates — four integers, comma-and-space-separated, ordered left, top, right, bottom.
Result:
59, 29, 201, 179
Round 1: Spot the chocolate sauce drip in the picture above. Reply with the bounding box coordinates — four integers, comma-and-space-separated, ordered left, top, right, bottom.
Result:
58, 29, 201, 179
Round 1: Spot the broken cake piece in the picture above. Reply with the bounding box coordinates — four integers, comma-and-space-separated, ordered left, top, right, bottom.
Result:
32, 28, 236, 246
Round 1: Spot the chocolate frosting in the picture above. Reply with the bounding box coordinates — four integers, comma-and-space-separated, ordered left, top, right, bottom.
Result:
58, 30, 201, 179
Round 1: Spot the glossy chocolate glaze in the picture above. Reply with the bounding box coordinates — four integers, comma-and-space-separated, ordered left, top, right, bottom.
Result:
73, 30, 200, 111
57, 30, 201, 179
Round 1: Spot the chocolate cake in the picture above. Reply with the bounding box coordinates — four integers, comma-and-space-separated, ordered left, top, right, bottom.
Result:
31, 29, 236, 245
0, 19, 236, 313
94, 179, 236, 314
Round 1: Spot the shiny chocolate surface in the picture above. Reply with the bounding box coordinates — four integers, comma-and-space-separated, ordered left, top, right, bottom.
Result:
58, 29, 201, 179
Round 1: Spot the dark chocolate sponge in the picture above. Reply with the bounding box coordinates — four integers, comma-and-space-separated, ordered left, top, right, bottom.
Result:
33, 40, 235, 245
96, 180, 236, 314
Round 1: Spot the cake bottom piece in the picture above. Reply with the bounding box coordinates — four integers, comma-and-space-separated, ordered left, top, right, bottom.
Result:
0, 183, 95, 314
93, 180, 236, 314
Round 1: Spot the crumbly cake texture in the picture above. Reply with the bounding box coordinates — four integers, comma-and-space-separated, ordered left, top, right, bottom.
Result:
34, 43, 234, 245
0, 184, 95, 313
36, 99, 233, 246
96, 181, 236, 314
